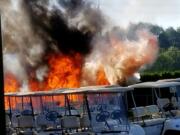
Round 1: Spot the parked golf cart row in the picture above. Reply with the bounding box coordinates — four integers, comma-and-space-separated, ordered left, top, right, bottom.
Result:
5, 86, 144, 135
128, 81, 180, 135
4, 80, 180, 135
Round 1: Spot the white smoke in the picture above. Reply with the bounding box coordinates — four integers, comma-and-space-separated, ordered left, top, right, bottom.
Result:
1, 0, 45, 89
82, 29, 159, 85
3, 53, 26, 81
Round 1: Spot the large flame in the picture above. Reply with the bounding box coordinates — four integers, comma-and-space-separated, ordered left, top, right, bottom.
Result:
2, 0, 160, 112
44, 53, 83, 89
4, 31, 158, 93
96, 66, 110, 85
4, 34, 158, 110
29, 52, 83, 91
4, 51, 111, 94
4, 72, 20, 93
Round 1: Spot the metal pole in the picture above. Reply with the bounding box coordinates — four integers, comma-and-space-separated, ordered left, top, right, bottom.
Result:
0, 13, 6, 135
84, 94, 91, 120
65, 95, 71, 115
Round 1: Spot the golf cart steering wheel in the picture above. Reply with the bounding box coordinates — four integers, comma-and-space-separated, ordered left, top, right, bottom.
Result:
96, 111, 110, 122
163, 102, 174, 112
45, 111, 59, 122
111, 110, 122, 119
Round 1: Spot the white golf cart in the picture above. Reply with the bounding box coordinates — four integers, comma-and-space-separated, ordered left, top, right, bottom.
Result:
157, 78, 180, 83
5, 85, 145, 135
5, 92, 19, 135
129, 81, 180, 135
5, 90, 65, 135
5, 91, 41, 135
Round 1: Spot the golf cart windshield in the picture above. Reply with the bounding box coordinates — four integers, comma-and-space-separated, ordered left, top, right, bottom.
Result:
87, 92, 129, 133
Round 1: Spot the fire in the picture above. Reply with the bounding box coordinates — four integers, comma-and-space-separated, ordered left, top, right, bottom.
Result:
96, 66, 110, 85
29, 78, 41, 92
4, 31, 158, 93
4, 72, 20, 109
45, 53, 83, 89
4, 51, 110, 94
92, 31, 158, 85
29, 52, 83, 91
4, 72, 20, 92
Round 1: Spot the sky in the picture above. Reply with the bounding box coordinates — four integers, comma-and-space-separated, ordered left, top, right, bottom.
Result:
94, 0, 180, 29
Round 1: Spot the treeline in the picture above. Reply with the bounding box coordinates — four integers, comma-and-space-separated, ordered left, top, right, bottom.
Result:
141, 71, 180, 82
146, 46, 180, 72
127, 23, 180, 80
127, 22, 180, 49
128, 23, 180, 74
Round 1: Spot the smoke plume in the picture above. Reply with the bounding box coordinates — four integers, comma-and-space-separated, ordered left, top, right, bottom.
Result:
82, 28, 158, 85
0, 0, 159, 92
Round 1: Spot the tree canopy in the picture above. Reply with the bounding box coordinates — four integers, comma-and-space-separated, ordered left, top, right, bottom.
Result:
128, 23, 180, 73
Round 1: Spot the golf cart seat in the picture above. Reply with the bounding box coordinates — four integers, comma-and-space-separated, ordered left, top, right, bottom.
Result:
35, 114, 55, 130
6, 114, 11, 127
6, 114, 16, 135
144, 105, 165, 126
18, 115, 34, 128
171, 97, 178, 108
61, 116, 81, 129
61, 116, 82, 134
11, 114, 19, 128
17, 115, 37, 135
131, 106, 146, 118
144, 105, 166, 126
80, 114, 91, 128
171, 97, 180, 117
145, 105, 160, 118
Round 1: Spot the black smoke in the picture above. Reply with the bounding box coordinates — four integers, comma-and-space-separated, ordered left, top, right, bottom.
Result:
23, 0, 103, 55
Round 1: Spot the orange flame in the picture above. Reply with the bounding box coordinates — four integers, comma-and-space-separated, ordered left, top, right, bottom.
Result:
45, 53, 83, 89
4, 72, 20, 92
96, 66, 110, 85
29, 52, 83, 91
3, 30, 159, 112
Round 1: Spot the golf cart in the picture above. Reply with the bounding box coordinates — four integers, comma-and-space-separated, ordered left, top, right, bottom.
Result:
58, 85, 145, 135
5, 85, 145, 135
157, 78, 180, 83
128, 81, 180, 135
5, 91, 39, 135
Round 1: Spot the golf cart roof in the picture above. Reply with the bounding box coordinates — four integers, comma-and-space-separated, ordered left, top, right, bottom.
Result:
157, 78, 180, 82
4, 85, 133, 97
4, 92, 18, 96
129, 81, 180, 89
60, 85, 133, 94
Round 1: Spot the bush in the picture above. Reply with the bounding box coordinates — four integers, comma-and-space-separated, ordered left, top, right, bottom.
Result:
141, 71, 180, 82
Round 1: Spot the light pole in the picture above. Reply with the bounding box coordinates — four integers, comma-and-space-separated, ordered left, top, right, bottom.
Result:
0, 13, 6, 135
